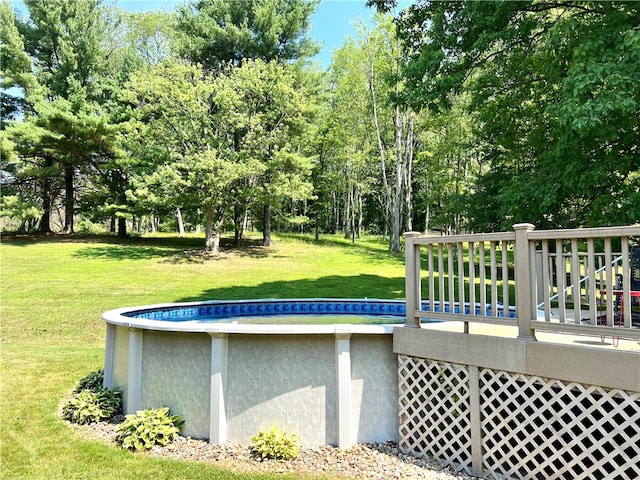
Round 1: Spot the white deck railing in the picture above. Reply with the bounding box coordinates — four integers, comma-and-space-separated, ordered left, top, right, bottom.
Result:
404, 223, 640, 342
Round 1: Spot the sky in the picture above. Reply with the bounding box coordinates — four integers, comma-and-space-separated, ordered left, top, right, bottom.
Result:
11, 0, 382, 68
108, 0, 379, 68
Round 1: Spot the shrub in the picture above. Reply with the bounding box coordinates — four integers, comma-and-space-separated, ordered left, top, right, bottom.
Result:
250, 426, 299, 460
75, 218, 106, 235
115, 406, 184, 451
74, 368, 105, 393
62, 387, 122, 425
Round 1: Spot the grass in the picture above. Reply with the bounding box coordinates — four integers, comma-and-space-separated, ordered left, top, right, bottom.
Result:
0, 232, 406, 480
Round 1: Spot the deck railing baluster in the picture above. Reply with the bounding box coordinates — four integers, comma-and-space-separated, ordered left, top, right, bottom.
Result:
570, 239, 582, 323
428, 244, 435, 313
468, 242, 476, 316
490, 242, 498, 317
502, 240, 509, 312
479, 241, 487, 315
541, 240, 551, 321
404, 225, 639, 342
587, 240, 597, 325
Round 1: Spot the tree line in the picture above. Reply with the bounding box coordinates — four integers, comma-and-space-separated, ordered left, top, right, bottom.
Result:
1, 0, 638, 252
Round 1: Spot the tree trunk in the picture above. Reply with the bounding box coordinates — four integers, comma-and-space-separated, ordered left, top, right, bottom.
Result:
389, 106, 404, 253
176, 207, 185, 237
262, 204, 273, 246
204, 204, 222, 253
357, 191, 363, 238
349, 186, 356, 243
332, 191, 339, 234
233, 204, 246, 246
62, 164, 74, 234
117, 217, 127, 237
404, 113, 415, 233
425, 203, 430, 233
367, 53, 392, 241
242, 208, 249, 236
38, 158, 53, 233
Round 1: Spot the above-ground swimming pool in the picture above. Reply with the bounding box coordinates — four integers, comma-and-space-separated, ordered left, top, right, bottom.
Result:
102, 298, 515, 448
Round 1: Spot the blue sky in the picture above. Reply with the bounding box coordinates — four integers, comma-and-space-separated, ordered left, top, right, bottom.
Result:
12, 0, 380, 67
309, 1, 376, 67
120, 0, 377, 68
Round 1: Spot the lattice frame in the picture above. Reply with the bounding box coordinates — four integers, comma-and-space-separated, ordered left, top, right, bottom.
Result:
398, 355, 640, 480
398, 356, 472, 473
480, 370, 640, 480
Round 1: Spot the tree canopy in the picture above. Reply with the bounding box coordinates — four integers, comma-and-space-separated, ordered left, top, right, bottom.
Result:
174, 0, 320, 69
2, 0, 638, 248
375, 0, 640, 229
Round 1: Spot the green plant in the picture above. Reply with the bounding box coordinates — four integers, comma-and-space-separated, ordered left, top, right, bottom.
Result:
115, 406, 184, 451
62, 387, 122, 425
250, 426, 299, 461
75, 218, 107, 235
74, 368, 105, 393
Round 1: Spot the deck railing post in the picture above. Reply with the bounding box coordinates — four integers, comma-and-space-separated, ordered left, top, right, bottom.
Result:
513, 223, 537, 341
405, 232, 422, 327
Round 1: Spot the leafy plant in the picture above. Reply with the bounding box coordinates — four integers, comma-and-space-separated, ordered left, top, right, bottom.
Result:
250, 426, 299, 460
115, 407, 184, 451
74, 368, 105, 393
75, 219, 107, 235
62, 387, 122, 425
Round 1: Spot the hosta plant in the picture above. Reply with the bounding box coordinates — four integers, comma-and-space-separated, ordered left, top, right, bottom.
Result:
250, 426, 299, 460
115, 406, 184, 451
62, 387, 122, 425
74, 369, 105, 393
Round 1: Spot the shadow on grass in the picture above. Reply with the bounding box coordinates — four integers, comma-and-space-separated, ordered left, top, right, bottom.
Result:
2, 233, 202, 248
68, 237, 275, 262
6, 232, 402, 264
175, 274, 406, 303
163, 239, 276, 263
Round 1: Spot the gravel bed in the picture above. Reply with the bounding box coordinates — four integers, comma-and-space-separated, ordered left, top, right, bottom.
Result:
70, 416, 476, 479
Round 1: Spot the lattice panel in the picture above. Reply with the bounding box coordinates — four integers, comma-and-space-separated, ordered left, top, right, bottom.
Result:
398, 356, 472, 474
480, 369, 640, 480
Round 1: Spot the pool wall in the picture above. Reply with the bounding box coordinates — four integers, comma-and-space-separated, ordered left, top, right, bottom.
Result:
103, 299, 404, 447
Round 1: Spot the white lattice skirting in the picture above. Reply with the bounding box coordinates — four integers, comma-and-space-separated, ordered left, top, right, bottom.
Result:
398, 355, 640, 479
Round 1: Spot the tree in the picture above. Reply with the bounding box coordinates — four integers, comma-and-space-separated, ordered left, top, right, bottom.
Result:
0, 1, 37, 125
119, 10, 174, 67
174, 0, 320, 245
230, 60, 316, 246
86, 7, 176, 237
125, 61, 265, 251
309, 13, 427, 249
0, 2, 40, 230
317, 37, 376, 241
4, 2, 178, 236
410, 95, 477, 234
8, 0, 110, 233
356, 15, 420, 250
379, 0, 640, 229
174, 0, 320, 70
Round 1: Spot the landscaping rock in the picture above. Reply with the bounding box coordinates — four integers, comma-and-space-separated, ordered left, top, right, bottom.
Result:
71, 417, 475, 479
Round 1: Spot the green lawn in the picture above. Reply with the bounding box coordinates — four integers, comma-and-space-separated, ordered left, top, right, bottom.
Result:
0, 233, 406, 480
